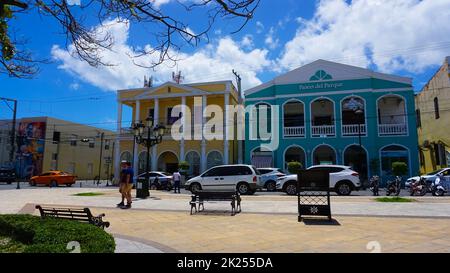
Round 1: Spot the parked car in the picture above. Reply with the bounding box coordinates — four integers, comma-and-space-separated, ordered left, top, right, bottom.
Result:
185, 164, 260, 195
405, 168, 450, 188
137, 171, 173, 190
30, 171, 77, 187
276, 165, 361, 196
257, 168, 285, 191
0, 168, 16, 184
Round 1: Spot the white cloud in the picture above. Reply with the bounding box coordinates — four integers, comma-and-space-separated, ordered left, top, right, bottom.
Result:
69, 83, 80, 90
256, 21, 265, 34
241, 34, 254, 49
278, 0, 450, 73
264, 27, 280, 50
51, 19, 271, 91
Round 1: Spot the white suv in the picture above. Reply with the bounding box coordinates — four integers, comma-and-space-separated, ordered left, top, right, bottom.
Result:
276, 165, 361, 196
185, 165, 260, 195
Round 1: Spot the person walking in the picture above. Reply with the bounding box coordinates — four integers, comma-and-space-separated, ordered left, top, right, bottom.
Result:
117, 161, 134, 209
172, 170, 181, 194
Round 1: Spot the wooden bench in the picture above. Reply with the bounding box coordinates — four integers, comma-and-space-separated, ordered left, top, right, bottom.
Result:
35, 205, 110, 229
190, 191, 241, 216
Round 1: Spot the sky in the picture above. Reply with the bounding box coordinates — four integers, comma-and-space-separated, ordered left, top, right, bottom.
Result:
1, 0, 450, 132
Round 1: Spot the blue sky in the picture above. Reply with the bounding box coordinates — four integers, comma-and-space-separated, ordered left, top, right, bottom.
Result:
1, 0, 449, 131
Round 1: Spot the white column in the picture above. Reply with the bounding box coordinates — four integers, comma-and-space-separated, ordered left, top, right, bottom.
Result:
133, 100, 140, 176
201, 95, 207, 172
179, 96, 186, 162
151, 98, 159, 171
224, 93, 230, 165
114, 102, 123, 183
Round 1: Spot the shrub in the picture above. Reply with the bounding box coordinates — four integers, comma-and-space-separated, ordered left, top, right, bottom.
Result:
392, 162, 408, 176
0, 214, 115, 253
287, 161, 303, 174
178, 161, 190, 171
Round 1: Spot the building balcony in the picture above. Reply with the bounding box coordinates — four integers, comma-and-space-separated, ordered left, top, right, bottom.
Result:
342, 124, 367, 136
378, 123, 407, 136
283, 126, 305, 138
311, 125, 335, 137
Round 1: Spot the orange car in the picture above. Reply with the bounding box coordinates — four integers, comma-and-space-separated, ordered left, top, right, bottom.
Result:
30, 171, 77, 187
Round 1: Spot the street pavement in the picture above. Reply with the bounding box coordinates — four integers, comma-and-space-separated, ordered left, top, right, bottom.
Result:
2, 183, 450, 252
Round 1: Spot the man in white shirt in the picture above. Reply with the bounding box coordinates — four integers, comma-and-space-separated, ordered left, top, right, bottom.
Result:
172, 170, 181, 193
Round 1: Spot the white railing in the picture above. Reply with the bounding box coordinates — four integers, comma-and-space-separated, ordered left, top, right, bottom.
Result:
378, 124, 407, 135
342, 124, 367, 136
283, 126, 305, 137
311, 125, 335, 137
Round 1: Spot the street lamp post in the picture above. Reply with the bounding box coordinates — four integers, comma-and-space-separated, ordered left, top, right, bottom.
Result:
132, 116, 166, 199
355, 108, 364, 188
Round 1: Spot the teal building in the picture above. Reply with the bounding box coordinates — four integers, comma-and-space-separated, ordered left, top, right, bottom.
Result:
245, 60, 419, 185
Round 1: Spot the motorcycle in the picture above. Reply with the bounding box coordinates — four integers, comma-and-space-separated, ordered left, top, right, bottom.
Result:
369, 175, 380, 196
432, 175, 447, 196
409, 176, 428, 196
386, 176, 401, 196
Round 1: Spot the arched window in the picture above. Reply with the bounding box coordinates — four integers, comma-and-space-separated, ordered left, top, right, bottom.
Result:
207, 151, 223, 170
434, 97, 440, 119
185, 151, 200, 176
120, 151, 132, 163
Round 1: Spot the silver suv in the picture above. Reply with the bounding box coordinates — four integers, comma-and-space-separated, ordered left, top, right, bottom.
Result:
185, 164, 260, 195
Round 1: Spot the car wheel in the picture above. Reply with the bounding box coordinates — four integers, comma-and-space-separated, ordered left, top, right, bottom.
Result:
190, 183, 202, 193
265, 181, 276, 192
30, 180, 36, 186
50, 180, 58, 188
7, 182, 12, 185
150, 184, 158, 190
66, 183, 72, 187
237, 183, 250, 195
335, 181, 352, 196
285, 182, 297, 196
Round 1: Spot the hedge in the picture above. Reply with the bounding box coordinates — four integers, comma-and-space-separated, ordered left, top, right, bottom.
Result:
0, 214, 115, 253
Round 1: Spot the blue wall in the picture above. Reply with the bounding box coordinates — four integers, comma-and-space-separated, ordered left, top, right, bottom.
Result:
245, 78, 419, 185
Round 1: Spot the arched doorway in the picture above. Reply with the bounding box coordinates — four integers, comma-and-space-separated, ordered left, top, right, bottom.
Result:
380, 145, 410, 184
185, 151, 200, 177
284, 146, 306, 173
313, 145, 336, 165
157, 151, 178, 173
120, 151, 132, 163
207, 151, 223, 170
137, 151, 150, 175
250, 147, 273, 168
344, 145, 368, 181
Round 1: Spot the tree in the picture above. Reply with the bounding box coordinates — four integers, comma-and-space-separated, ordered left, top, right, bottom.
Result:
392, 162, 408, 176
0, 0, 260, 78
287, 161, 303, 175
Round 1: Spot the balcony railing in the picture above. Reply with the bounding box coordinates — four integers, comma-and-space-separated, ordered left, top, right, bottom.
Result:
283, 126, 305, 138
311, 125, 335, 137
378, 124, 407, 136
342, 124, 367, 136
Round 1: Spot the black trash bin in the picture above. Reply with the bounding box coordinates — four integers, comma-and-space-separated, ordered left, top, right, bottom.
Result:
136, 177, 150, 199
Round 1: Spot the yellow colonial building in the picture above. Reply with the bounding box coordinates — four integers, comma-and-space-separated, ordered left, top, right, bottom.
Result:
114, 80, 243, 179
416, 56, 450, 174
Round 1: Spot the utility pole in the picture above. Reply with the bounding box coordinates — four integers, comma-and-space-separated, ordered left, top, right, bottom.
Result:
1, 97, 17, 164
97, 132, 105, 186
232, 70, 244, 164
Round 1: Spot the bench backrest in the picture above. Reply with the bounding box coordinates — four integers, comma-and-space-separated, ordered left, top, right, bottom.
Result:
195, 191, 238, 200
35, 205, 93, 224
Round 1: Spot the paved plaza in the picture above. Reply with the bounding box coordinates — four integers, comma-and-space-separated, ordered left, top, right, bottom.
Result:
2, 184, 450, 253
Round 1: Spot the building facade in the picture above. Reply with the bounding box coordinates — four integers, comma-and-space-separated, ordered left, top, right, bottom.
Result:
115, 81, 242, 180
4, 117, 114, 179
245, 60, 419, 185
415, 56, 450, 174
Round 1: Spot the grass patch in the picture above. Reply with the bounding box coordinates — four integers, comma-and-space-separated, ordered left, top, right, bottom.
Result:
73, 192, 105, 196
375, 197, 416, 203
0, 214, 115, 253
0, 236, 27, 253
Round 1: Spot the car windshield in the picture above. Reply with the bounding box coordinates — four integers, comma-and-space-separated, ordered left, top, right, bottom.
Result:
427, 169, 445, 175
252, 166, 261, 175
